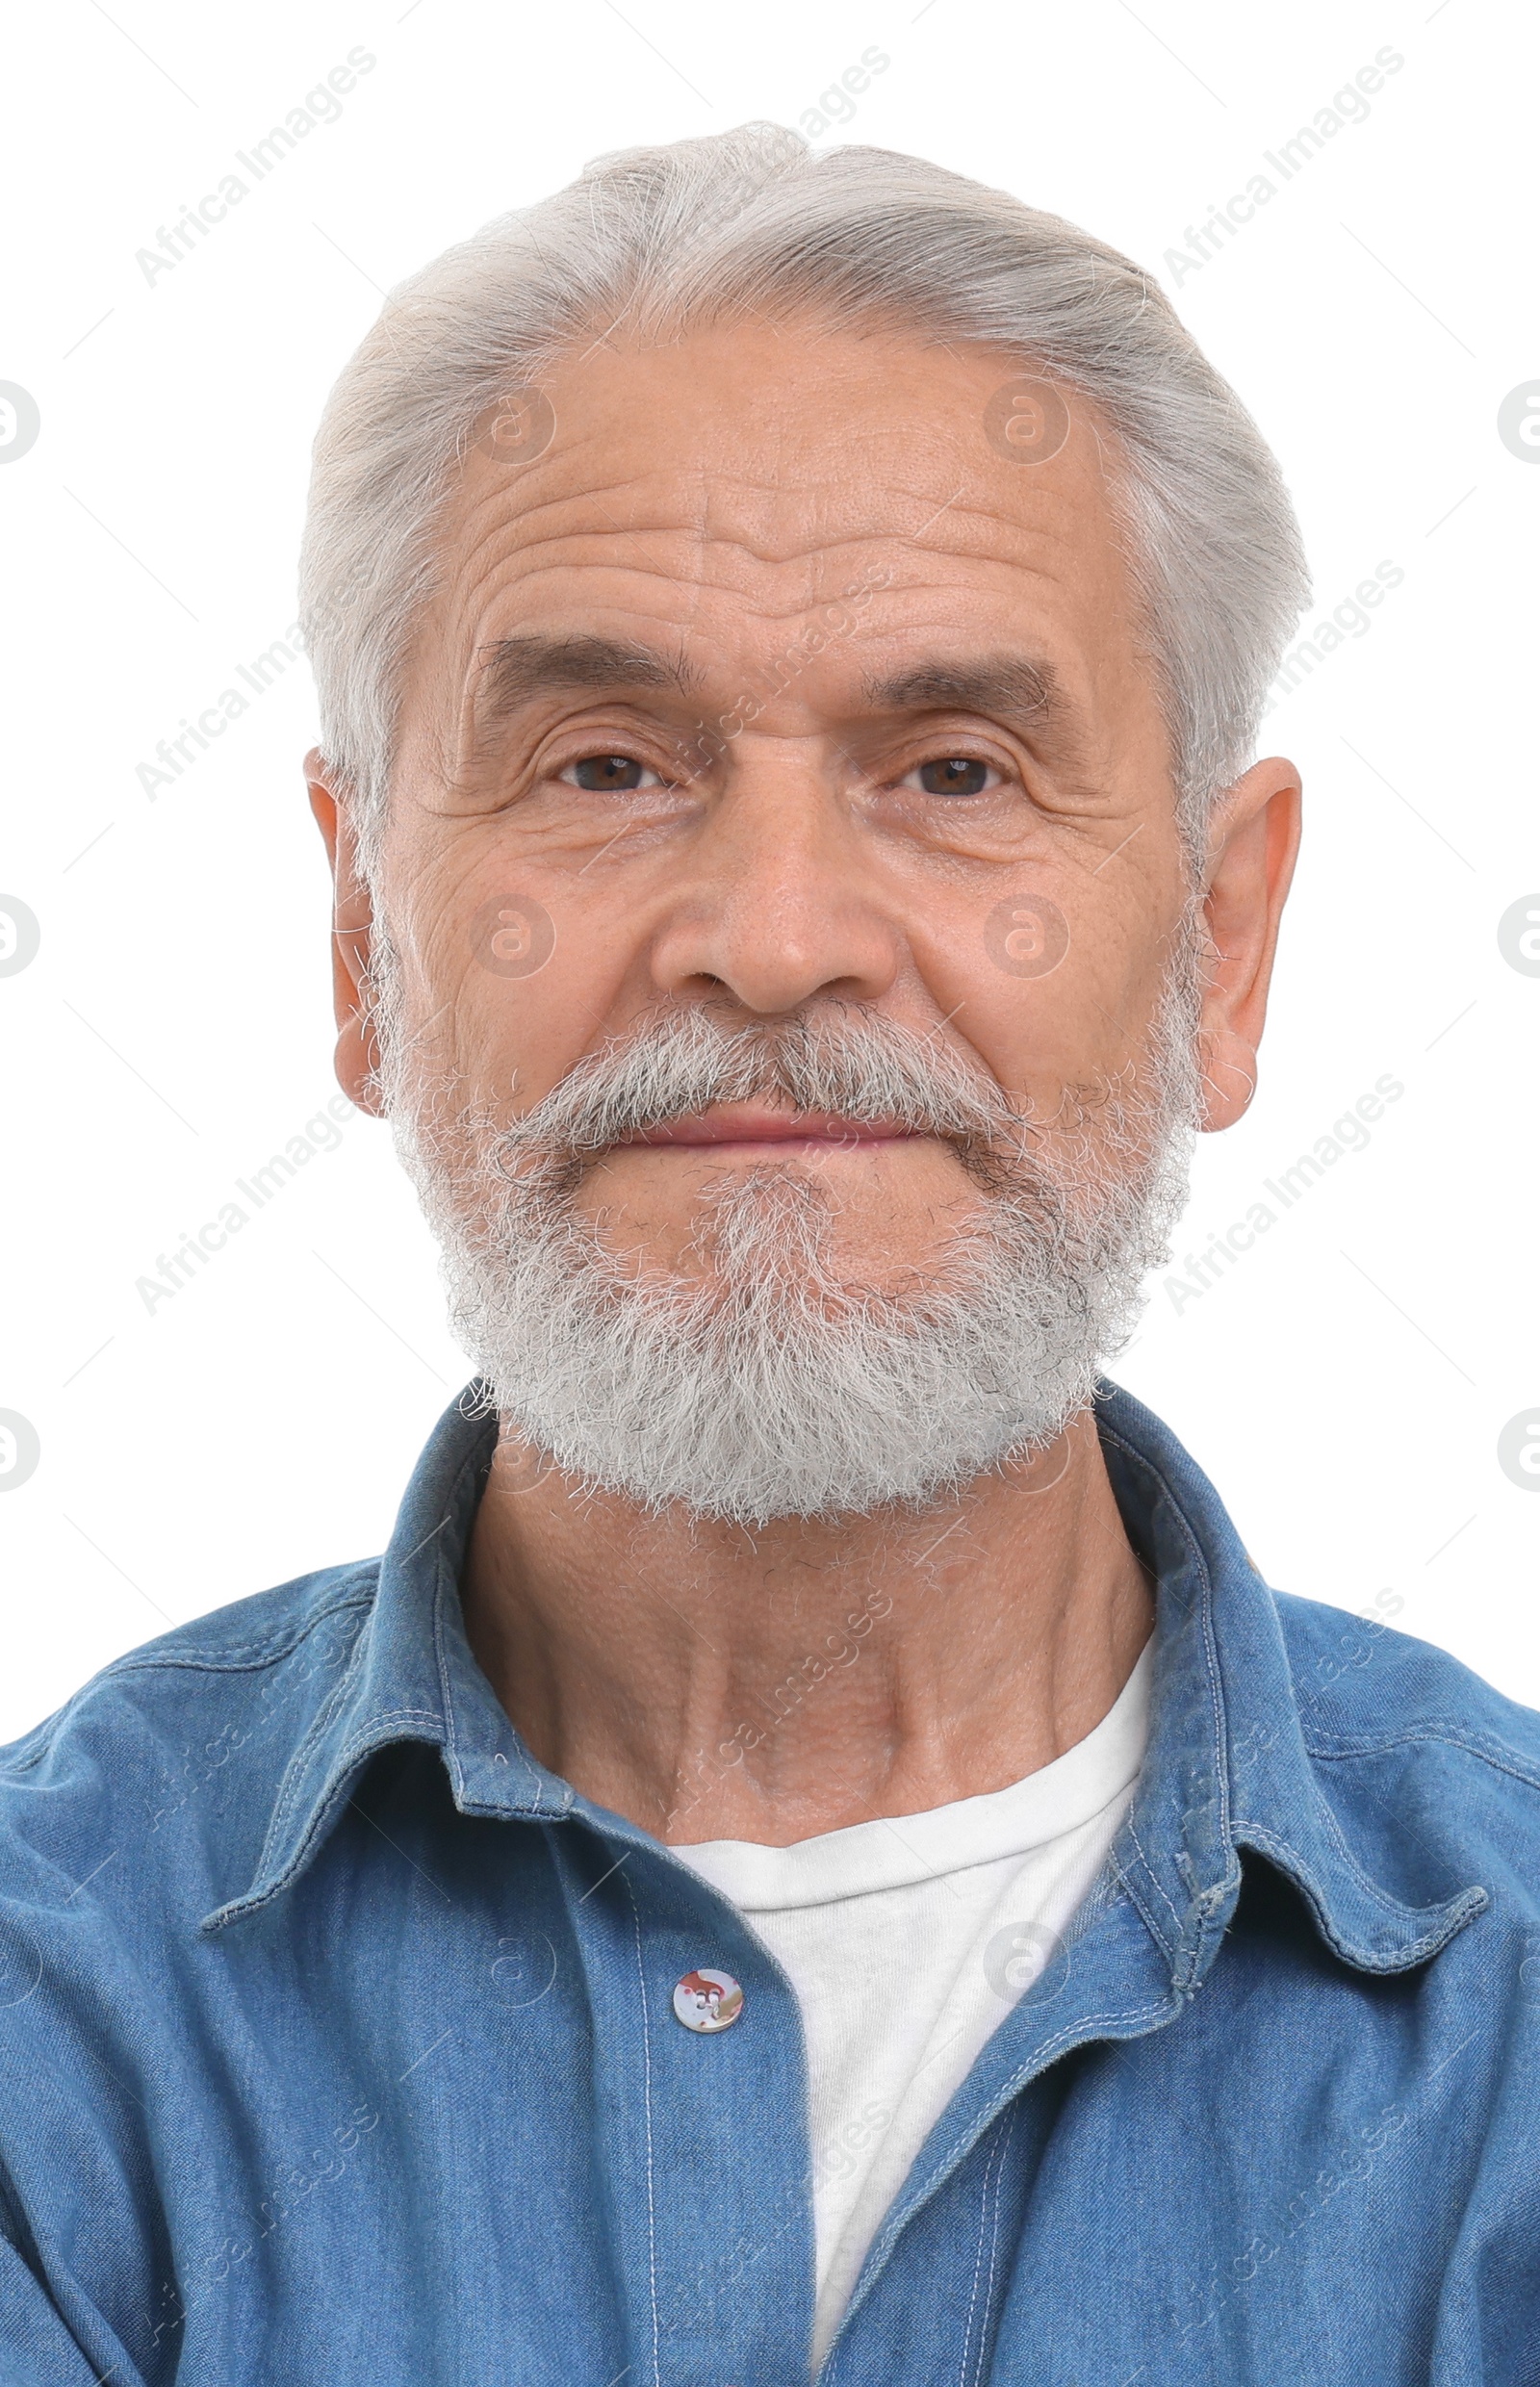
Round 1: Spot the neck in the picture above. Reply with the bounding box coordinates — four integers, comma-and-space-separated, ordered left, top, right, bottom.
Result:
459, 1405, 1154, 1847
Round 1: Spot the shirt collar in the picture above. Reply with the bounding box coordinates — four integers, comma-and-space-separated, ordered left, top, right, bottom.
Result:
202, 1380, 1487, 1974
1095, 1386, 1485, 1984
200, 1383, 574, 1933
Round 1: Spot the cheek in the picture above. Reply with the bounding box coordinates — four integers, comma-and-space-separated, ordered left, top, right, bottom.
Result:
416, 859, 644, 1102
449, 943, 614, 1103
910, 888, 1156, 1099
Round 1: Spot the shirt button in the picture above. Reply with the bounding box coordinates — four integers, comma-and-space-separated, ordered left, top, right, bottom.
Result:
672, 1967, 744, 2032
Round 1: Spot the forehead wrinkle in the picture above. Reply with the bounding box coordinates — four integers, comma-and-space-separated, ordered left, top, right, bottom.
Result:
476, 520, 885, 596
452, 460, 804, 567
448, 511, 865, 620
451, 449, 1017, 594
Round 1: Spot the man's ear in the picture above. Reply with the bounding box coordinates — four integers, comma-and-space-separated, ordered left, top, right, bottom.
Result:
305, 747, 386, 1117
1194, 756, 1302, 1132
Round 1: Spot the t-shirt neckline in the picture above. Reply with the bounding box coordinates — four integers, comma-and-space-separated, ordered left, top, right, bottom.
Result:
671, 1637, 1152, 1912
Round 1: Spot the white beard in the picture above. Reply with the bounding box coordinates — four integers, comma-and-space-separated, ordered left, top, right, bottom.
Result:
371, 960, 1201, 1527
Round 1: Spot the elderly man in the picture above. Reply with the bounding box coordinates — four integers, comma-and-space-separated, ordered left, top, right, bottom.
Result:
3, 122, 1536, 2387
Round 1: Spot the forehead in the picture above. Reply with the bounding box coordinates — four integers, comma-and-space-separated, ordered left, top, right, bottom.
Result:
410, 316, 1154, 736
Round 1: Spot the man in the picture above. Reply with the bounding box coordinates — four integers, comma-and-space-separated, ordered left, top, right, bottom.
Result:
3, 121, 1536, 2385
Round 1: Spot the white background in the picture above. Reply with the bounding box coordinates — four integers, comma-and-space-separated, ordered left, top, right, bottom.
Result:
1, 0, 1535, 1742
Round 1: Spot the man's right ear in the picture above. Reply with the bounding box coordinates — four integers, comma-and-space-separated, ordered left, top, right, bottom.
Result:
305, 748, 386, 1118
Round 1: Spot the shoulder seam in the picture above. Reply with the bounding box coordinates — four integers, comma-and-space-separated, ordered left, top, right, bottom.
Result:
0, 1579, 378, 1779
1305, 1724, 1540, 1795
94, 1580, 376, 1679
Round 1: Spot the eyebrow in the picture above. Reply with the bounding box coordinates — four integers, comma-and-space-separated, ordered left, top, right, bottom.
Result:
859, 654, 1063, 728
473, 634, 703, 739
467, 635, 1073, 761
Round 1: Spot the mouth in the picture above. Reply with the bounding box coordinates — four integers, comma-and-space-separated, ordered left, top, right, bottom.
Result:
618, 1105, 926, 1154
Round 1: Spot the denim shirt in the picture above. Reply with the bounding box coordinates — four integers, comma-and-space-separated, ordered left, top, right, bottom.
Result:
2, 1379, 1538, 2386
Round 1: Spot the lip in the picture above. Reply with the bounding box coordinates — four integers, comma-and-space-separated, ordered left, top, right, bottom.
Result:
622, 1106, 921, 1150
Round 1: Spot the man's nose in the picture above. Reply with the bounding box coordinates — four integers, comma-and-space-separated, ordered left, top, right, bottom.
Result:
646, 743, 903, 1016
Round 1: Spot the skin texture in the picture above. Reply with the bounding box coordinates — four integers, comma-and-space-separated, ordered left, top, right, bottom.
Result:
308, 314, 1300, 1847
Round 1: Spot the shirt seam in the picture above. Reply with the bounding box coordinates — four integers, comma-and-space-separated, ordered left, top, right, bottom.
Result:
429, 1416, 560, 1812
1248, 1784, 1431, 1923
432, 1538, 551, 1810
200, 1713, 448, 1929
1120, 1809, 1185, 1950
258, 1634, 377, 1863
857, 1987, 1174, 2303
1301, 1724, 1540, 1792
1234, 1815, 1462, 1933
1111, 1844, 1182, 1961
103, 1585, 374, 1676
263, 1479, 476, 1856
0, 1588, 378, 1779
621, 1866, 662, 2387
962, 2106, 1015, 2387
259, 1664, 443, 1877
1095, 1419, 1233, 1968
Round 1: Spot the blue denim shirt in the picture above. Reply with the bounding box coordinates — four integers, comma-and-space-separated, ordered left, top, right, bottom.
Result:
3, 1379, 1538, 2386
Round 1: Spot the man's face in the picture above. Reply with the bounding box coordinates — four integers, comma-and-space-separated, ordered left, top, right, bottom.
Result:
372, 316, 1191, 1302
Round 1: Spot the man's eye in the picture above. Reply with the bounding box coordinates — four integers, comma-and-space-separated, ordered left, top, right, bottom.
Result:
558, 754, 664, 792
905, 757, 997, 798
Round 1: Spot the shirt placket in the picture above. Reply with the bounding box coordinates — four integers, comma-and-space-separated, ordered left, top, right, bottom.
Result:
549, 1821, 819, 2386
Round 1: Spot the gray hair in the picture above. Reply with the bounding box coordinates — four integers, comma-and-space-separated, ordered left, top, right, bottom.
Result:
298, 120, 1309, 887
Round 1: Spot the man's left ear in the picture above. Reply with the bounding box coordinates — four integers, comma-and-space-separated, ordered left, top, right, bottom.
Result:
1194, 755, 1302, 1132
305, 746, 387, 1118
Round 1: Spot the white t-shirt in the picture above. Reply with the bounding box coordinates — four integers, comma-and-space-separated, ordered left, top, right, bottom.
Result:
672, 1642, 1151, 2363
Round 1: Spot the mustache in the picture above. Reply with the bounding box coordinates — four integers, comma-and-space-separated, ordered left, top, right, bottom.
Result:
492, 1005, 1032, 1191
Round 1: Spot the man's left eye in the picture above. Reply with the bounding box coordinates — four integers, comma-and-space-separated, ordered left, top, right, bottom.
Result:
559, 754, 663, 792
905, 757, 996, 797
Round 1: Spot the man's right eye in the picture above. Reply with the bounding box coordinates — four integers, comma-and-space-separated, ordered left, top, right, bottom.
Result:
559, 754, 663, 792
